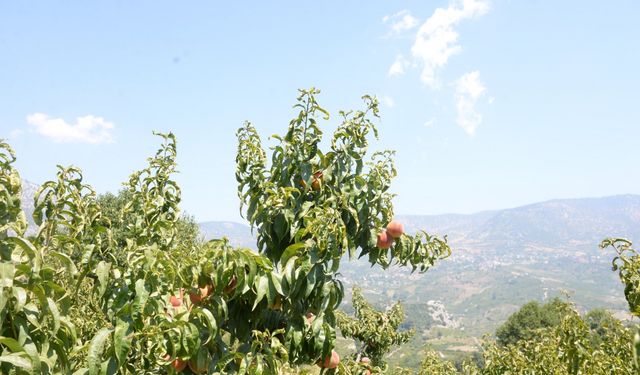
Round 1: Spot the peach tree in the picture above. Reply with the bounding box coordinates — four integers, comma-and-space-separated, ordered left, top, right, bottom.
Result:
235, 88, 450, 371
336, 287, 414, 373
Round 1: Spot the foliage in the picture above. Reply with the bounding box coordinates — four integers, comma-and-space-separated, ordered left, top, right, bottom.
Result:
336, 288, 413, 370
600, 237, 640, 370
235, 88, 451, 369
600, 238, 640, 317
584, 308, 619, 347
0, 89, 451, 374
495, 297, 568, 346
476, 305, 637, 375
96, 190, 202, 265
416, 350, 458, 375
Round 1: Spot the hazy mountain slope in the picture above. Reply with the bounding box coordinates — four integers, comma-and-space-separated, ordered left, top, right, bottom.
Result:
198, 221, 256, 249
399, 195, 640, 248
20, 179, 38, 234
468, 195, 640, 247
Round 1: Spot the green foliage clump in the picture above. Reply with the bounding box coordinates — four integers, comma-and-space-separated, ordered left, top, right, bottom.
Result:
600, 237, 640, 369
478, 306, 636, 375
416, 350, 458, 375
495, 297, 568, 346
600, 238, 640, 317
336, 287, 414, 371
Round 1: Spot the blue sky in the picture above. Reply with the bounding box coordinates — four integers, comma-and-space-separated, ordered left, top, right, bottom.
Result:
1, 1, 639, 222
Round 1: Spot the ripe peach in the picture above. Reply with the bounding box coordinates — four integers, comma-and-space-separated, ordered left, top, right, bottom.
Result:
306, 312, 316, 324
163, 355, 186, 372
169, 289, 184, 307
376, 231, 393, 249
311, 171, 323, 191
172, 358, 187, 372
189, 284, 212, 305
223, 276, 237, 295
386, 220, 404, 238
317, 350, 340, 369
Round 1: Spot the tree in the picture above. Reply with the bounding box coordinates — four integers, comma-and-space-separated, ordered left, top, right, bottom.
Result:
336, 287, 414, 372
584, 308, 619, 347
495, 298, 568, 347
600, 238, 640, 370
234, 88, 451, 371
96, 189, 202, 265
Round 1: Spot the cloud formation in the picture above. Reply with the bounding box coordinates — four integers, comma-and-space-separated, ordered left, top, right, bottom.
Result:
454, 71, 486, 135
383, 10, 419, 35
380, 95, 396, 108
27, 113, 115, 144
411, 0, 489, 88
388, 55, 410, 76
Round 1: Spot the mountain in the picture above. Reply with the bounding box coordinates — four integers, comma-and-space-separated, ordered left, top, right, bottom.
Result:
20, 179, 39, 234
401, 194, 640, 249
198, 221, 256, 249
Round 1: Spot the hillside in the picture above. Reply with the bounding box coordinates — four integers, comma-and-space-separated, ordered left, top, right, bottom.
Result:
21, 179, 38, 234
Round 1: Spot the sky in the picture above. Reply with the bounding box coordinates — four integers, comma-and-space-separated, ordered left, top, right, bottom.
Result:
1, 1, 639, 223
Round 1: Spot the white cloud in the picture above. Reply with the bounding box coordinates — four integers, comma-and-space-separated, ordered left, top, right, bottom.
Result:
424, 118, 436, 128
9, 129, 23, 139
454, 71, 486, 135
405, 0, 489, 88
383, 10, 419, 35
26, 113, 115, 144
380, 95, 395, 108
388, 55, 410, 76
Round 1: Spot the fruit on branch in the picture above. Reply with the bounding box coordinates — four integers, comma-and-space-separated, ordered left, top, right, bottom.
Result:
172, 358, 187, 372
169, 289, 184, 307
317, 350, 340, 369
189, 284, 212, 305
223, 276, 237, 295
306, 312, 316, 324
360, 356, 372, 375
376, 231, 393, 249
268, 295, 283, 310
311, 171, 323, 191
164, 355, 187, 372
386, 220, 404, 238
299, 171, 323, 191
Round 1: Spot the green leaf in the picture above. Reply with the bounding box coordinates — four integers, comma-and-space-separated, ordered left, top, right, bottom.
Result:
50, 251, 78, 276
0, 353, 32, 370
0, 336, 24, 352
113, 319, 132, 366
280, 243, 305, 266
46, 297, 61, 334
88, 328, 111, 375
95, 261, 110, 298
270, 273, 283, 296
0, 263, 15, 287
131, 279, 149, 324
6, 237, 37, 259
252, 276, 269, 310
